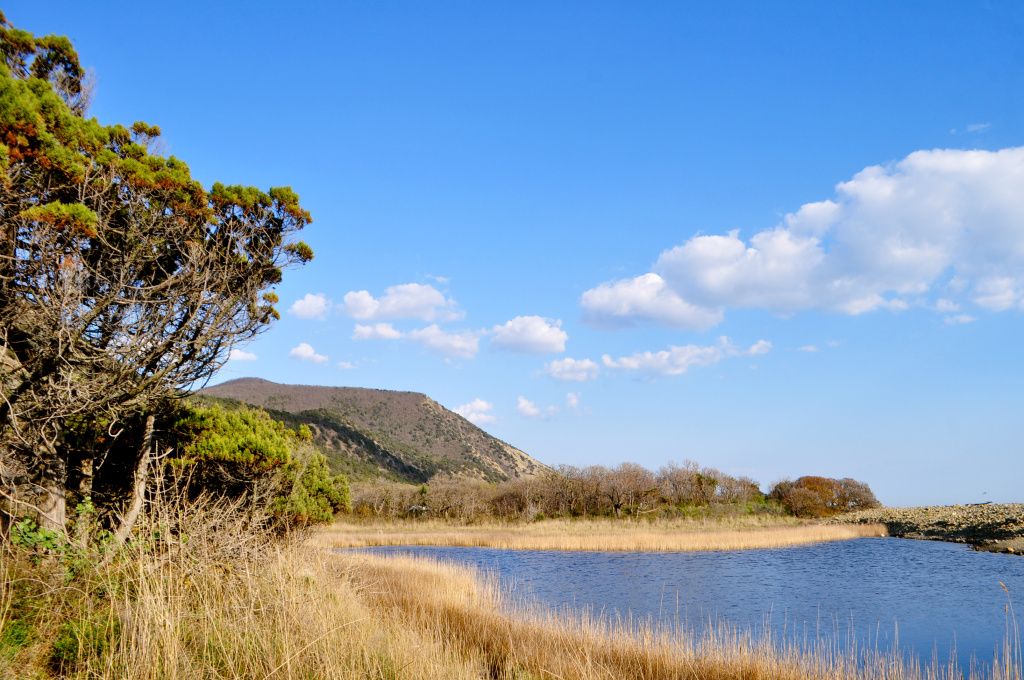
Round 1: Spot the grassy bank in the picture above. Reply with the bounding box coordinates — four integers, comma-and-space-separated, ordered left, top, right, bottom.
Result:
3, 528, 1018, 679
312, 516, 887, 552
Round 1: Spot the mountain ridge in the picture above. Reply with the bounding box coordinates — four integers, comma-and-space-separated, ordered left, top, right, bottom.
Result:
199, 378, 543, 483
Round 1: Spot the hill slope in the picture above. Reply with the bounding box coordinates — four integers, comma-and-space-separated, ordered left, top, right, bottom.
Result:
200, 378, 543, 483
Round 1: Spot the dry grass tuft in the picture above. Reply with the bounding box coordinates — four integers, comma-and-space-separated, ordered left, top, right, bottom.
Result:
312, 517, 888, 552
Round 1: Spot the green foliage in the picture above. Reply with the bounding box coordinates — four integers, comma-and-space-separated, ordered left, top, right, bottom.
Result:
168, 402, 350, 529
10, 517, 63, 552
273, 447, 352, 527
0, 619, 32, 658
172, 404, 292, 469
50, 616, 119, 674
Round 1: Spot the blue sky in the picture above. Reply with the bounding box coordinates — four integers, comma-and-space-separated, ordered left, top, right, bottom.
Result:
13, 1, 1024, 505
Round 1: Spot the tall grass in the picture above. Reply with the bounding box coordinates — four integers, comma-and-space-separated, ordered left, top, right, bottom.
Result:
0, 498, 1016, 679
348, 551, 1023, 680
313, 516, 888, 552
0, 497, 481, 679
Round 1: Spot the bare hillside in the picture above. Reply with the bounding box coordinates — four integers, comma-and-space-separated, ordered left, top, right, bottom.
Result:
200, 378, 543, 483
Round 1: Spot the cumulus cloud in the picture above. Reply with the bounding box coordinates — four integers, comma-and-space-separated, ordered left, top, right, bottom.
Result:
408, 325, 479, 359
966, 122, 991, 133
289, 342, 328, 363
490, 316, 568, 353
544, 357, 599, 382
342, 283, 461, 321
584, 147, 1024, 327
517, 396, 558, 419
747, 339, 773, 355
453, 398, 496, 425
289, 293, 331, 320
944, 314, 976, 325
602, 337, 771, 377
352, 323, 403, 340
228, 348, 257, 361
516, 396, 541, 418
798, 345, 819, 353
337, 360, 356, 370
566, 392, 580, 409
581, 273, 723, 330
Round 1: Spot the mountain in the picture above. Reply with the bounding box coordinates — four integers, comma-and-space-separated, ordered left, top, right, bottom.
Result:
199, 378, 543, 484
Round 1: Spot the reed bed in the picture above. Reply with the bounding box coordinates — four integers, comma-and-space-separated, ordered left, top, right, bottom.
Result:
346, 551, 1022, 680
3, 501, 1015, 680
312, 517, 888, 552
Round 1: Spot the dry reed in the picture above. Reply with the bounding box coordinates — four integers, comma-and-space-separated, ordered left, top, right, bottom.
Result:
2, 500, 1016, 680
313, 517, 888, 552
347, 551, 1023, 680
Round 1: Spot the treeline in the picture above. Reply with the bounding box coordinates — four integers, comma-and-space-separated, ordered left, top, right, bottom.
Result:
352, 462, 880, 522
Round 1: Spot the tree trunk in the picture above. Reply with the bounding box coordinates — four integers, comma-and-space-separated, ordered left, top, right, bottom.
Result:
67, 450, 94, 507
36, 443, 67, 531
113, 414, 154, 543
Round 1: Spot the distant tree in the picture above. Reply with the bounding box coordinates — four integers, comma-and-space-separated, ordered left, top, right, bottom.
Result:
769, 476, 880, 517
0, 14, 312, 531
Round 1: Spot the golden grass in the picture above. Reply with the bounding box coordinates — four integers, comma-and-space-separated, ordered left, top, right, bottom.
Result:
344, 550, 1021, 680
2, 503, 1016, 680
312, 516, 888, 552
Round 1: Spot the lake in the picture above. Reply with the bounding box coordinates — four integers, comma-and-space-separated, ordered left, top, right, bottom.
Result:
359, 538, 1024, 670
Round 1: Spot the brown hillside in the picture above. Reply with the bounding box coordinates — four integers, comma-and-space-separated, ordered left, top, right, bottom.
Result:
200, 378, 543, 483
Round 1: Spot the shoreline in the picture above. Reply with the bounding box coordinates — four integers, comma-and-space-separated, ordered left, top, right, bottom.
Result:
830, 503, 1024, 554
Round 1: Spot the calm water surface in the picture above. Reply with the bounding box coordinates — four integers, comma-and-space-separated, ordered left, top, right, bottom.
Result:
360, 538, 1024, 668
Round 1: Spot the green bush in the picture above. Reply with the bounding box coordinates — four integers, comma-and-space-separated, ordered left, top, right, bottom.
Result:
168, 402, 350, 529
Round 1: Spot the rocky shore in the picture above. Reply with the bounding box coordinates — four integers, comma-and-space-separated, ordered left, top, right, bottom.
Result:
831, 503, 1024, 554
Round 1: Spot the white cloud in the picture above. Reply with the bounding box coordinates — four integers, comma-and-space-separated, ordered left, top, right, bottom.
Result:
798, 345, 819, 353
289, 342, 328, 363
453, 398, 496, 425
337, 360, 356, 370
342, 283, 461, 321
289, 293, 331, 320
517, 396, 542, 418
566, 392, 580, 409
228, 348, 257, 361
408, 325, 479, 359
747, 339, 773, 355
966, 122, 991, 133
491, 316, 568, 353
944, 314, 976, 325
544, 357, 599, 382
352, 323, 403, 340
585, 147, 1024, 327
602, 337, 771, 377
581, 273, 722, 330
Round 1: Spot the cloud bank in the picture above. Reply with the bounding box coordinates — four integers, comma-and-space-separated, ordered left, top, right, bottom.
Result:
602, 337, 771, 377
583, 147, 1024, 327
342, 283, 461, 321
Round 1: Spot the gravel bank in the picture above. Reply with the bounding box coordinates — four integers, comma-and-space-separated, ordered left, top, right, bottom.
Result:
831, 503, 1024, 554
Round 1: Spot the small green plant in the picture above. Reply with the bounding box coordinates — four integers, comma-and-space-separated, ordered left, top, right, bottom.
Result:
50, 616, 119, 674
10, 517, 64, 553
0, 619, 32, 658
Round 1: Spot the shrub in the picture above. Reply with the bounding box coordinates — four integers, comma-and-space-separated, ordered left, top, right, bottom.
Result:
769, 476, 880, 517
167, 402, 350, 530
